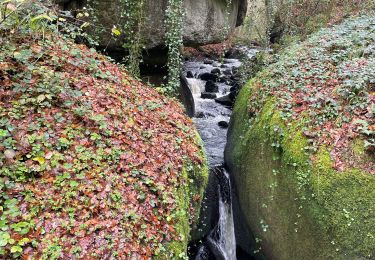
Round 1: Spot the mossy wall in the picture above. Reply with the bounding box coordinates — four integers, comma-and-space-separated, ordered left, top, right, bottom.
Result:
225, 79, 375, 259
162, 132, 209, 258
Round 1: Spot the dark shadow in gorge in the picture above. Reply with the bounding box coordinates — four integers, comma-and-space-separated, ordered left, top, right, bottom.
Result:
188, 165, 261, 260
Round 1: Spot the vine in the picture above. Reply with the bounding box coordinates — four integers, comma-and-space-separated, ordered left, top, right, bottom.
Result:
85, 0, 145, 77
119, 0, 145, 78
218, 0, 233, 62
165, 0, 184, 96
223, 0, 233, 41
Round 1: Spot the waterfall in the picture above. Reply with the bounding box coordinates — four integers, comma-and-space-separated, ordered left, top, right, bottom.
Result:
206, 169, 237, 260
183, 52, 257, 259
195, 169, 237, 260
187, 78, 205, 95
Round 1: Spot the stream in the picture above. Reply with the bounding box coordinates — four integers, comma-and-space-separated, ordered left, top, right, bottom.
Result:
183, 49, 257, 260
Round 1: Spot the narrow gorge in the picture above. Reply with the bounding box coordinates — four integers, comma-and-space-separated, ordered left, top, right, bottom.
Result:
0, 0, 374, 259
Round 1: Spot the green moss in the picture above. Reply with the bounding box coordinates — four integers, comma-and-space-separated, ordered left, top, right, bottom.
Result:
227, 15, 375, 260
160, 132, 208, 259
227, 79, 375, 259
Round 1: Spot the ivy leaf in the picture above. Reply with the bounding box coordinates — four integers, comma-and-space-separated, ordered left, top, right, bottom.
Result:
0, 232, 10, 247
30, 14, 53, 23
33, 156, 45, 165
18, 238, 30, 246
111, 26, 121, 36
10, 245, 22, 254
80, 22, 90, 29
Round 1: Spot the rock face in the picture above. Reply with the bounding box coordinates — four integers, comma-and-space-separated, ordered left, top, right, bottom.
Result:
235, 0, 282, 44
226, 16, 375, 259
57, 0, 247, 49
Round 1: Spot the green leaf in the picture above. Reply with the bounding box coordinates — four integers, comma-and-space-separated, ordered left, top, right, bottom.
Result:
30, 14, 53, 23
0, 232, 10, 247
18, 238, 29, 246
10, 245, 22, 254
111, 27, 121, 36
37, 94, 46, 103
33, 156, 45, 165
0, 129, 8, 138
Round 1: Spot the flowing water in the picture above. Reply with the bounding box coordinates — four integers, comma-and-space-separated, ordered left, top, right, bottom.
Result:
206, 169, 236, 260
183, 57, 244, 260
183, 47, 259, 259
184, 58, 241, 167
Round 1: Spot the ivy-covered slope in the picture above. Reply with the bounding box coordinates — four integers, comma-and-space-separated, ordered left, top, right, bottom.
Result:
226, 15, 375, 259
0, 26, 208, 258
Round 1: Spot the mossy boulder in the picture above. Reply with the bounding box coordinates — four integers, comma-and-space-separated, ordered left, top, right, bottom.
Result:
226, 15, 375, 259
0, 24, 208, 258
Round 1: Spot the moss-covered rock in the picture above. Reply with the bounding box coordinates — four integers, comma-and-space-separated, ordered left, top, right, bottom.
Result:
226, 15, 375, 259
0, 16, 208, 258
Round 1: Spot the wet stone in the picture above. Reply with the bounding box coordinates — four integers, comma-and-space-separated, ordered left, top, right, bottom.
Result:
205, 80, 219, 93
201, 92, 217, 99
211, 68, 221, 75
218, 121, 229, 128
186, 71, 194, 78
223, 69, 232, 76
195, 111, 206, 118
215, 94, 233, 106
199, 72, 219, 82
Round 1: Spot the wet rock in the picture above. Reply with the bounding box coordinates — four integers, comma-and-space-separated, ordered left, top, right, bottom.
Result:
226, 80, 236, 86
218, 121, 229, 128
204, 59, 213, 65
218, 77, 225, 83
179, 75, 195, 117
211, 68, 221, 75
215, 94, 233, 106
229, 91, 237, 101
201, 92, 217, 99
199, 72, 219, 82
205, 80, 219, 93
225, 48, 245, 59
200, 66, 206, 69
223, 69, 232, 76
186, 71, 194, 78
230, 82, 240, 92
195, 111, 205, 118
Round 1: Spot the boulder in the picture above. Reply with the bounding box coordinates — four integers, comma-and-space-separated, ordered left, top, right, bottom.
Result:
223, 69, 232, 76
201, 92, 217, 99
211, 68, 221, 75
1, 26, 209, 258
215, 94, 233, 106
57, 0, 248, 50
226, 16, 375, 259
218, 121, 229, 128
199, 72, 219, 82
205, 80, 219, 92
186, 71, 194, 78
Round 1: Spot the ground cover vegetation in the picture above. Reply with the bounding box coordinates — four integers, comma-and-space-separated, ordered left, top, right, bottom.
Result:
0, 1, 208, 258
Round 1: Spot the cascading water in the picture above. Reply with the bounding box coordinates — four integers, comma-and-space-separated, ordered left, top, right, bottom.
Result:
183, 50, 257, 259
206, 169, 236, 260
